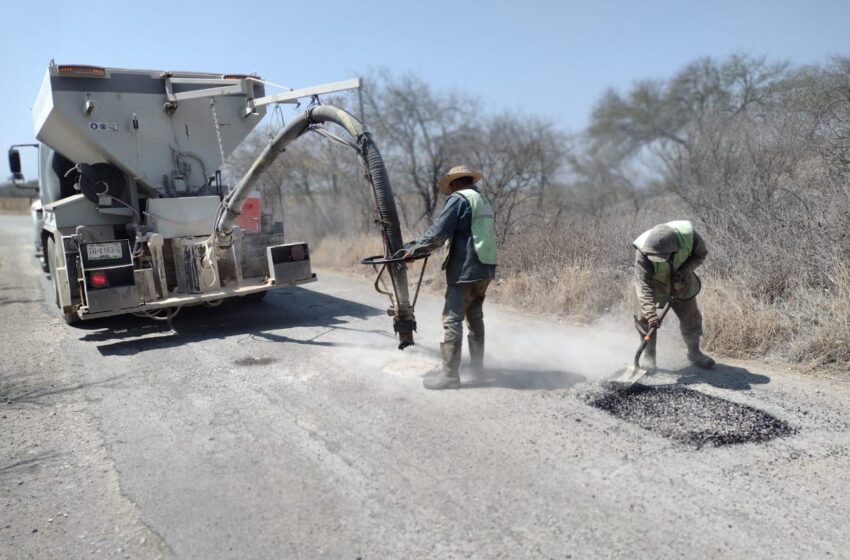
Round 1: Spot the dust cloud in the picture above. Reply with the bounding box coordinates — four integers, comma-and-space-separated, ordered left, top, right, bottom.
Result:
328, 300, 668, 390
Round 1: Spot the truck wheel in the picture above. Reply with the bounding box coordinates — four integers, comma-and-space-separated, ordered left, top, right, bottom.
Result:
38, 236, 49, 272
46, 237, 79, 325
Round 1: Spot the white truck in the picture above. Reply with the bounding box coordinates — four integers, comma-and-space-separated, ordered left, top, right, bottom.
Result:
9, 62, 420, 348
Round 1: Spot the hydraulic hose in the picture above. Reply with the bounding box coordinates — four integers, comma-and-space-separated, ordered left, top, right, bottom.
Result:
217, 105, 416, 348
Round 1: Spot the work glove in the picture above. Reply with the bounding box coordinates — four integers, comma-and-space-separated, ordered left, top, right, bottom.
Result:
647, 315, 661, 330
399, 241, 423, 260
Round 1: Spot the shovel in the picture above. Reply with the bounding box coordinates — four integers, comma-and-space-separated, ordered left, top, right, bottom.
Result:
606, 292, 676, 388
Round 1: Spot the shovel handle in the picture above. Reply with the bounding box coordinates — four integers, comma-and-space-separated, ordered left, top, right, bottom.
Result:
642, 294, 676, 342
628, 281, 679, 376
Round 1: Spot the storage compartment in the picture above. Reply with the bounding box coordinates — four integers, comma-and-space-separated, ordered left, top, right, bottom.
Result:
266, 242, 314, 285
171, 237, 220, 294
147, 196, 221, 238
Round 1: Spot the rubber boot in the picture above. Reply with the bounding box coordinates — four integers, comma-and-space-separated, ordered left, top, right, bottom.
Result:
468, 335, 485, 377
686, 341, 716, 369
424, 342, 461, 390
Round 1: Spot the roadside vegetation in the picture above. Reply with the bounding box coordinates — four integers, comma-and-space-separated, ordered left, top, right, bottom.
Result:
229, 54, 850, 372
0, 180, 37, 214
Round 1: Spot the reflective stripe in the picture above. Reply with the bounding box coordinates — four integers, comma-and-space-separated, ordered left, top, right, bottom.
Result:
455, 189, 498, 265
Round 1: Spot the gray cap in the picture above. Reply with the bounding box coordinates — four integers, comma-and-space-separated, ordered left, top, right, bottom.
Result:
633, 224, 679, 262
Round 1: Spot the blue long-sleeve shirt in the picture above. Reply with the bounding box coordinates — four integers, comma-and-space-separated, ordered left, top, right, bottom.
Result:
409, 190, 497, 285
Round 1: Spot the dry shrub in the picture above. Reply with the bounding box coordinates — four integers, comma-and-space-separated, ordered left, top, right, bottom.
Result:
0, 197, 33, 214
311, 234, 384, 276
311, 229, 633, 325
698, 276, 795, 358
303, 227, 850, 374
311, 234, 444, 294
785, 263, 850, 369
490, 259, 630, 324
698, 262, 850, 371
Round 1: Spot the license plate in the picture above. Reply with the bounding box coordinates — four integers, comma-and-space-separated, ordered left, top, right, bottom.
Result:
86, 242, 123, 261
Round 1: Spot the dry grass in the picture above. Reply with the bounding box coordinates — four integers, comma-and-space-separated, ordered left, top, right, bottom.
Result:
488, 260, 631, 324
285, 155, 850, 375
311, 233, 631, 323
311, 233, 384, 275
698, 276, 795, 358
695, 264, 850, 372
310, 231, 850, 374
785, 264, 850, 370
0, 197, 34, 214
312, 234, 448, 293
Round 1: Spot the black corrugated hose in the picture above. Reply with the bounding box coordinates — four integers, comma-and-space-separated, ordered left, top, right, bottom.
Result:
218, 105, 416, 349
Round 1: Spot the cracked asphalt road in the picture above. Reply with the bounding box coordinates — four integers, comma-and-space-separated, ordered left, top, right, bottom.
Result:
1, 214, 849, 559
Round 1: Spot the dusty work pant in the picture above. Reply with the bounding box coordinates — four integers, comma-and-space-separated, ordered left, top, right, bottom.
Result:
442, 280, 491, 345
633, 295, 704, 346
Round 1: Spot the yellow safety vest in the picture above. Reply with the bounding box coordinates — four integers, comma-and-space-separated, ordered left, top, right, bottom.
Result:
635, 220, 701, 303
455, 188, 498, 265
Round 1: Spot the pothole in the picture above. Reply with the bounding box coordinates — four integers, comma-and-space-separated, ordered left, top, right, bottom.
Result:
234, 356, 277, 366
588, 385, 795, 448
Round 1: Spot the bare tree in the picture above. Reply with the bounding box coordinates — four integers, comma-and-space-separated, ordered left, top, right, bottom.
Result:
462, 114, 567, 241
361, 70, 479, 224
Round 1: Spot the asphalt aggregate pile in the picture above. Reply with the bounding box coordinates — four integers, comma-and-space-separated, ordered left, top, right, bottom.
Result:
588, 385, 796, 448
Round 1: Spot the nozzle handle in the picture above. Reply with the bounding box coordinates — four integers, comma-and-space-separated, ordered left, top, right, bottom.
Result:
360, 252, 430, 265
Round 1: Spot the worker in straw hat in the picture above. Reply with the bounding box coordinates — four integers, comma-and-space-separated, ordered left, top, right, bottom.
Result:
633, 220, 715, 371
404, 165, 498, 390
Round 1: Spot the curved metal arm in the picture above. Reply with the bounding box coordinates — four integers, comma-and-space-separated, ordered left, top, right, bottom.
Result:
219, 104, 418, 349
360, 252, 431, 266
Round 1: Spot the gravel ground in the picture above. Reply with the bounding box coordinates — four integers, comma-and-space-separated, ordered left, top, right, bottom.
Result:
1, 214, 849, 559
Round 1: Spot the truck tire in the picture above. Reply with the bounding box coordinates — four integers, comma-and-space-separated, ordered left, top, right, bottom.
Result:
38, 235, 49, 273
46, 237, 79, 325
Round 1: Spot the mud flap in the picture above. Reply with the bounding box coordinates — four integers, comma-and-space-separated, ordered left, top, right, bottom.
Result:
266, 243, 315, 285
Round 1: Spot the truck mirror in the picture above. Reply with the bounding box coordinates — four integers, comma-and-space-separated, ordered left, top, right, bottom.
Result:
8, 149, 26, 183
8, 148, 21, 175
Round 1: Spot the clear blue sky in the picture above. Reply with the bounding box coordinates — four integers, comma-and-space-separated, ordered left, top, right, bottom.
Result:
2, 0, 848, 177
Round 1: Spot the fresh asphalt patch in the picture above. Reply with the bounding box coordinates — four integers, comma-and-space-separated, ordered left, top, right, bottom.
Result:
587, 384, 796, 448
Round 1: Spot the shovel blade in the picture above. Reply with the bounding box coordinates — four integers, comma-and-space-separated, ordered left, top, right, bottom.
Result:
605, 364, 649, 388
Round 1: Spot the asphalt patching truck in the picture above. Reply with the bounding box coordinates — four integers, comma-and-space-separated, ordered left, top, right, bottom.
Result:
8, 62, 420, 348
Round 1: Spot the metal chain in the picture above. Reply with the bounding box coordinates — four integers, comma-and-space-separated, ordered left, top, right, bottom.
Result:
268, 103, 286, 139
209, 97, 226, 167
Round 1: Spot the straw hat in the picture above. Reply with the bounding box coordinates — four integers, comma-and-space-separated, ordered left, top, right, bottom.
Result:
438, 165, 482, 194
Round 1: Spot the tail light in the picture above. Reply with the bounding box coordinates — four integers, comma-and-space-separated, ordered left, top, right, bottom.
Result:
236, 196, 262, 232
90, 271, 109, 288
290, 245, 306, 261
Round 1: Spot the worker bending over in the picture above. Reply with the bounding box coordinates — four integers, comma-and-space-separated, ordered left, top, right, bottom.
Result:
405, 165, 498, 390
633, 220, 715, 371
